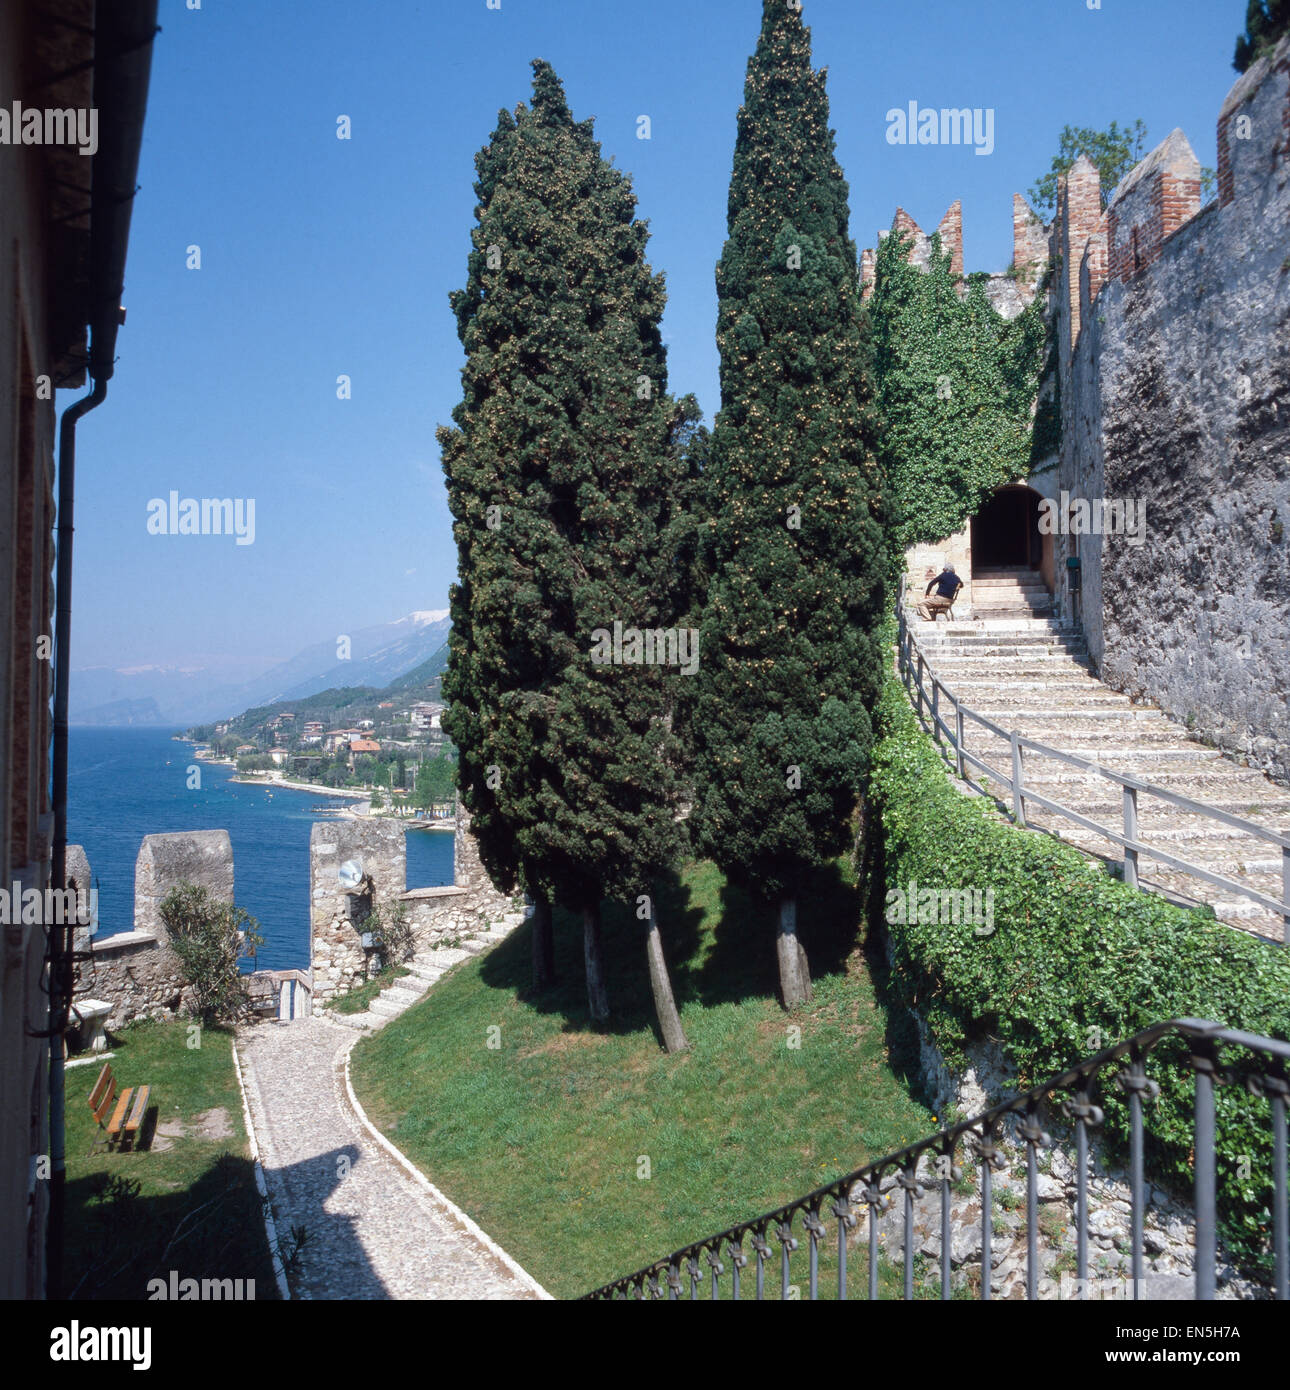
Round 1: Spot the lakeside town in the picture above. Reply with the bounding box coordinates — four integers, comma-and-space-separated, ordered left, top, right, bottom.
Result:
179, 681, 461, 828
181, 646, 459, 823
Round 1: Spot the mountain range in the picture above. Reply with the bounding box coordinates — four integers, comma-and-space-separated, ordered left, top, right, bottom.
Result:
72, 610, 452, 726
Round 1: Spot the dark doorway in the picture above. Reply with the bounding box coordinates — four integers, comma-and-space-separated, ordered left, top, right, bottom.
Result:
971, 486, 1043, 573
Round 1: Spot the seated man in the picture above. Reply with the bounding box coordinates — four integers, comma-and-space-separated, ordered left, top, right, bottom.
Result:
917, 564, 962, 621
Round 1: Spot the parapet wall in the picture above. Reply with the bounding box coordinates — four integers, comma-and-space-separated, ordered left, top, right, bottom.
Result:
73, 831, 234, 1033
309, 807, 518, 1005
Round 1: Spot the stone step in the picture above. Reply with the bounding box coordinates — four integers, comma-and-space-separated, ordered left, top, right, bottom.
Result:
368, 990, 421, 1018
978, 744, 1223, 765
967, 711, 1166, 728
1025, 800, 1290, 831
1048, 822, 1286, 876
930, 654, 1094, 669
404, 961, 447, 984
330, 1010, 377, 1031
459, 938, 489, 956
423, 947, 472, 968
383, 982, 429, 1004
909, 617, 1075, 634
969, 727, 1198, 751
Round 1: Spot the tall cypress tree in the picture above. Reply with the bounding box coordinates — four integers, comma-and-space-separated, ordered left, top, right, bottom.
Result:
439, 62, 694, 1048
688, 0, 888, 1007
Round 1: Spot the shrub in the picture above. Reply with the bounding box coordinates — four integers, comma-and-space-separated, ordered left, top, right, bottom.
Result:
160, 884, 264, 1026
868, 667, 1290, 1269
364, 899, 413, 969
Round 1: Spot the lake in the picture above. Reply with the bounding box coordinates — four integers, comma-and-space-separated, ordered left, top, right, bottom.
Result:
67, 727, 454, 970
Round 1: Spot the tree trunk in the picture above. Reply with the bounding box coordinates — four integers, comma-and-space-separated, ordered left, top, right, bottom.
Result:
530, 894, 555, 991
776, 895, 812, 1008
644, 904, 689, 1053
583, 903, 609, 1022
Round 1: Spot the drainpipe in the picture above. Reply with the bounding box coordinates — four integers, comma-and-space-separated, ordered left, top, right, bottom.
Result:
47, 379, 104, 1303
46, 0, 159, 1300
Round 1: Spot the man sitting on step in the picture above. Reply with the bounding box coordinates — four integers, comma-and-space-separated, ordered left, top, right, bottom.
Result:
918, 564, 962, 621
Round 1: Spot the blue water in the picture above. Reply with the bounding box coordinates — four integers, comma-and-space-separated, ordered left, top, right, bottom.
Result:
66, 727, 454, 971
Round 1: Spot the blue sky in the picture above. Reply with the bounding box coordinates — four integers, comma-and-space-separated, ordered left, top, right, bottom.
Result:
67, 0, 1241, 677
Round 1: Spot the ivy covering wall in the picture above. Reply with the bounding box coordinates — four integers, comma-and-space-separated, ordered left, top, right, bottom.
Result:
868, 664, 1290, 1267
868, 231, 1052, 552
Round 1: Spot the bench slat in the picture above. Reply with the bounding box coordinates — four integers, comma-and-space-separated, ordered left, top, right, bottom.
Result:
107, 1087, 133, 1139
124, 1085, 150, 1133
88, 1063, 113, 1112
91, 1077, 118, 1127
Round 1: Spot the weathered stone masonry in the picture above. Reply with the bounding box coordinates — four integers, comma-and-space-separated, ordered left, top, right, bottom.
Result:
1060, 38, 1290, 783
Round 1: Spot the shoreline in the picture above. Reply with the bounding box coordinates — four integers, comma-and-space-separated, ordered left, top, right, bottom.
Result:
179, 738, 455, 827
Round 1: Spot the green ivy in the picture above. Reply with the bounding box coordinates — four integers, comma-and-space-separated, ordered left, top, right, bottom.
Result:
868, 232, 1053, 551
868, 666, 1290, 1271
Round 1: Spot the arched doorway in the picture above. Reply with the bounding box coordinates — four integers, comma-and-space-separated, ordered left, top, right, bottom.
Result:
971, 485, 1043, 573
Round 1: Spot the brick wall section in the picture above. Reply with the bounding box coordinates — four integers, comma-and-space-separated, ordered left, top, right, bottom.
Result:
935, 200, 963, 278
860, 247, 876, 302
1106, 130, 1201, 285
1060, 155, 1103, 348
1012, 193, 1049, 276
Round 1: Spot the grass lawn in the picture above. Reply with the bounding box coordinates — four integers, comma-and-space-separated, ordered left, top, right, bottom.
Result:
63, 1018, 276, 1300
352, 858, 938, 1299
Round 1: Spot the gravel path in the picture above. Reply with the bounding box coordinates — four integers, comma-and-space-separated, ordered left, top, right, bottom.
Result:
237, 1015, 540, 1300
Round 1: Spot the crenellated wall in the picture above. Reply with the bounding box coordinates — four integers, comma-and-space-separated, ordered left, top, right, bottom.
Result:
1056, 35, 1290, 782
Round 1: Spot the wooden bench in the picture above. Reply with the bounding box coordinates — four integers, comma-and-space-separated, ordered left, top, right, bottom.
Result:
87, 1063, 152, 1153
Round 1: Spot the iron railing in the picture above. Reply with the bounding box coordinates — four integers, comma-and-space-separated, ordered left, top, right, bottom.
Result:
583, 1019, 1290, 1300
896, 587, 1290, 938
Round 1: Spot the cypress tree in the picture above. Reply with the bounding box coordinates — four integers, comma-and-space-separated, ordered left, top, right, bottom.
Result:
688, 0, 888, 1008
438, 62, 694, 1047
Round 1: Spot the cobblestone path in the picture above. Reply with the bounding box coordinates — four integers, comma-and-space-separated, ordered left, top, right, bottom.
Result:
238, 1015, 541, 1299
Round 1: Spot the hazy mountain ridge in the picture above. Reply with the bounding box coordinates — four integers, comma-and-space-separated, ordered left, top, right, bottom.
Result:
73, 610, 451, 726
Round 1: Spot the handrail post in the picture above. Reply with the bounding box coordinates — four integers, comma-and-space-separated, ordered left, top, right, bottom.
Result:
931, 679, 941, 747
1282, 846, 1289, 947
1010, 731, 1026, 827
955, 708, 966, 781
1123, 785, 1139, 890
916, 652, 926, 722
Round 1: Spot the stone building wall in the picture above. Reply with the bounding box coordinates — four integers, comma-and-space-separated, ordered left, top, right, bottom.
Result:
1058, 37, 1290, 781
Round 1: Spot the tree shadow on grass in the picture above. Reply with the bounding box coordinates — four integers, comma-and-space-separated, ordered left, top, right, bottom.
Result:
477, 857, 867, 1040
687, 860, 863, 1011
64, 1140, 398, 1301
477, 879, 705, 1048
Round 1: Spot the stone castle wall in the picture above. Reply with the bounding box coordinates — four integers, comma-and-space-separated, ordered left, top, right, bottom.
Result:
73, 831, 234, 1033
1058, 37, 1290, 782
308, 807, 519, 1006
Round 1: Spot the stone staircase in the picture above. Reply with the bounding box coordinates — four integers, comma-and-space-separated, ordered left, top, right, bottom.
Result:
329, 911, 527, 1032
968, 567, 1053, 620
908, 615, 1290, 943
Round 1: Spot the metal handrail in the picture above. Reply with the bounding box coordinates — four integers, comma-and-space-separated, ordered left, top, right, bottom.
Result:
895, 592, 1290, 932
583, 1019, 1290, 1300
